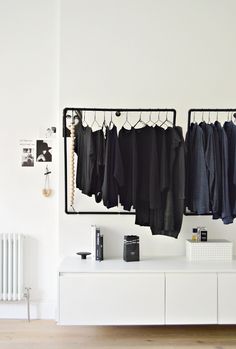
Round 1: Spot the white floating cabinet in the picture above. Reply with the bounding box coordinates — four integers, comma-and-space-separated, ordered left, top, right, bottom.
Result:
59, 272, 165, 325
165, 273, 217, 324
218, 273, 236, 324
58, 257, 236, 325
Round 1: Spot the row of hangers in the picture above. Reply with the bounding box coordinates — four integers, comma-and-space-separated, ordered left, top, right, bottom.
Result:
71, 110, 174, 130
192, 111, 236, 124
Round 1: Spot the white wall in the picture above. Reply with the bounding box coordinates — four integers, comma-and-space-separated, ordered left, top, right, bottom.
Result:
1, 0, 236, 320
0, 0, 59, 318
59, 0, 236, 259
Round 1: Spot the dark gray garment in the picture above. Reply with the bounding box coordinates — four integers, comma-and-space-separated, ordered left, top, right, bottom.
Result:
74, 122, 94, 195
185, 123, 210, 214
134, 126, 185, 238
134, 126, 157, 208
211, 123, 222, 219
151, 126, 185, 238
88, 129, 105, 202
199, 122, 215, 209
224, 121, 236, 218
118, 127, 136, 211
133, 126, 161, 226
102, 126, 124, 208
133, 125, 159, 224
214, 121, 233, 224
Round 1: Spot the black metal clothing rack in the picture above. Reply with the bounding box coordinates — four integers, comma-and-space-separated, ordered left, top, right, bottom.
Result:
63, 107, 177, 214
185, 108, 236, 216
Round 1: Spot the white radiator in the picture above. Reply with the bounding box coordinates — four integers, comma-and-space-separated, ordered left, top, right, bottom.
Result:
0, 234, 24, 301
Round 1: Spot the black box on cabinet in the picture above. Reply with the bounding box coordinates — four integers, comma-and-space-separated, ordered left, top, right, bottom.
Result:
123, 235, 140, 262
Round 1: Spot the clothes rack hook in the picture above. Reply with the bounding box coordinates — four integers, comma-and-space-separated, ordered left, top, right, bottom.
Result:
115, 110, 121, 117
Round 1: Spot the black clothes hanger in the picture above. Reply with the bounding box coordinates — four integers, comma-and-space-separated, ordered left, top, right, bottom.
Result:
133, 112, 146, 128
122, 112, 133, 129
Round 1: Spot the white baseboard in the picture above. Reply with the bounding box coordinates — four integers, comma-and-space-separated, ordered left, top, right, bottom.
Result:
0, 300, 56, 320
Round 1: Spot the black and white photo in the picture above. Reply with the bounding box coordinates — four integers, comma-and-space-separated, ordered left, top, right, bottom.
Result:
21, 148, 34, 167
36, 140, 52, 162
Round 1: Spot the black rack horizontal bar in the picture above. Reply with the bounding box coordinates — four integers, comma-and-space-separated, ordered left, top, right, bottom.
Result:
64, 107, 177, 112
63, 107, 177, 215
185, 108, 236, 217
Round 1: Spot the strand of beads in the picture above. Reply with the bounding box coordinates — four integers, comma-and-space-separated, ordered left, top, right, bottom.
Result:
69, 118, 76, 208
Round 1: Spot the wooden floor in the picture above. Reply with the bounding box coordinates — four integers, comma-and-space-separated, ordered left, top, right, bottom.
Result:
0, 321, 236, 349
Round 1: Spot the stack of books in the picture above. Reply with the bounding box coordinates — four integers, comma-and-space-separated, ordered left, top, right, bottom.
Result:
91, 225, 103, 261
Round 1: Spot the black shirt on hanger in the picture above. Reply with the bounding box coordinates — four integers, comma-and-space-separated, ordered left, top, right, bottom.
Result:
185, 123, 209, 214
74, 122, 95, 196
151, 126, 185, 238
102, 125, 124, 208
89, 129, 105, 203
133, 126, 158, 227
118, 127, 136, 211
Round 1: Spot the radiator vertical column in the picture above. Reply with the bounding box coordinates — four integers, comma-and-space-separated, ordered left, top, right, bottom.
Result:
3, 234, 8, 301
17, 234, 23, 301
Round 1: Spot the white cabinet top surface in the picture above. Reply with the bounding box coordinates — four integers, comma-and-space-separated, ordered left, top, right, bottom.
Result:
59, 256, 236, 274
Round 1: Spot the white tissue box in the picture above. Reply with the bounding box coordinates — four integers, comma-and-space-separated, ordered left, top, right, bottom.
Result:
186, 239, 233, 261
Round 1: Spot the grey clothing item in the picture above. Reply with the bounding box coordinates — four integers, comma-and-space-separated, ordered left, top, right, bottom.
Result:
102, 126, 124, 208
199, 122, 215, 209
118, 127, 136, 211
211, 124, 222, 219
214, 121, 233, 224
74, 123, 94, 195
185, 123, 210, 214
89, 129, 105, 203
224, 121, 236, 218
151, 126, 185, 238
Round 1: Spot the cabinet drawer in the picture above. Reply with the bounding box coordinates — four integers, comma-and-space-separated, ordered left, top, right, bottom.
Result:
59, 272, 164, 325
166, 273, 217, 324
218, 273, 236, 324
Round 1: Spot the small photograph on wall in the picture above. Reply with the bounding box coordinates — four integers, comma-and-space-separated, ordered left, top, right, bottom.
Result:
36, 140, 52, 162
20, 140, 35, 167
21, 148, 34, 167
45, 126, 56, 138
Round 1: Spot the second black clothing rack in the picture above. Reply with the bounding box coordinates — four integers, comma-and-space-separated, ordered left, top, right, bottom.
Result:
185, 108, 236, 217
63, 107, 177, 214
